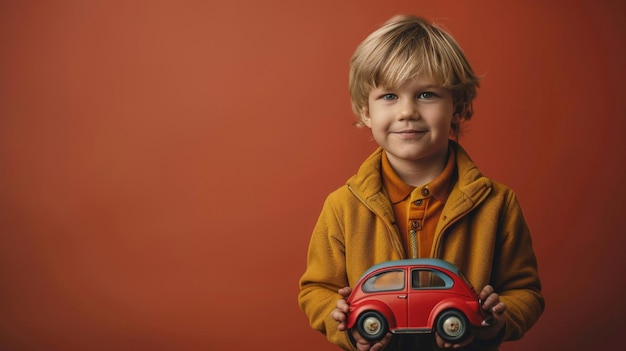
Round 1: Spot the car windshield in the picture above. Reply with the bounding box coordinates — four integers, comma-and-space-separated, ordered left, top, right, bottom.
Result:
362, 269, 405, 292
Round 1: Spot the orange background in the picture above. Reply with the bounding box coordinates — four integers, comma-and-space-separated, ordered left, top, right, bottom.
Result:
1, 0, 625, 350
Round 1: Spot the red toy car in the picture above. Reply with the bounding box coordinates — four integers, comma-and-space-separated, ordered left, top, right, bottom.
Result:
346, 258, 488, 343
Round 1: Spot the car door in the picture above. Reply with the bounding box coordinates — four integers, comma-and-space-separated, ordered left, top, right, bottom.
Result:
361, 268, 409, 328
406, 268, 450, 329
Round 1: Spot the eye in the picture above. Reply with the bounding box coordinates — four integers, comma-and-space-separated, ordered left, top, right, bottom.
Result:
418, 92, 437, 99
381, 93, 397, 100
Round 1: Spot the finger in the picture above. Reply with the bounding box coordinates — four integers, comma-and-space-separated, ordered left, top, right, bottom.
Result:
452, 333, 474, 348
434, 333, 444, 348
435, 333, 451, 348
354, 334, 372, 351
370, 342, 383, 351
338, 286, 352, 298
336, 298, 347, 309
336, 299, 349, 313
330, 308, 346, 323
491, 301, 507, 315
481, 292, 500, 311
479, 285, 494, 301
435, 331, 473, 348
370, 333, 393, 351
332, 309, 347, 331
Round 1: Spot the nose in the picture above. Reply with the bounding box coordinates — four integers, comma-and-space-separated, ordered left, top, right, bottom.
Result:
397, 99, 418, 120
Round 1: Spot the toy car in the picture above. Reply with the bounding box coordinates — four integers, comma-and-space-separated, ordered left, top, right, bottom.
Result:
346, 258, 488, 343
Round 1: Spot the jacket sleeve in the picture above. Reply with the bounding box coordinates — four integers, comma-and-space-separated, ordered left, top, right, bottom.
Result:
493, 191, 545, 343
298, 194, 355, 351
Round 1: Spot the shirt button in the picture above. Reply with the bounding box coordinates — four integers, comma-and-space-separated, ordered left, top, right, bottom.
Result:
413, 199, 423, 206
421, 188, 429, 196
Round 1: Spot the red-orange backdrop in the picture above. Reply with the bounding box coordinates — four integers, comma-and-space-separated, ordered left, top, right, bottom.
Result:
1, 0, 625, 350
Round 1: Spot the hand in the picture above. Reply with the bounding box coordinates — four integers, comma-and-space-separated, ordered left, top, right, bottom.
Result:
474, 285, 507, 342
351, 329, 393, 351
330, 287, 352, 331
330, 287, 393, 351
434, 331, 473, 349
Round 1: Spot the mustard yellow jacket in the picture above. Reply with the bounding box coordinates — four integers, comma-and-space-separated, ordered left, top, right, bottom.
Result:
298, 142, 544, 350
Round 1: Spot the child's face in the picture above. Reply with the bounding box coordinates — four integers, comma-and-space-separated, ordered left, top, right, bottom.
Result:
361, 75, 457, 168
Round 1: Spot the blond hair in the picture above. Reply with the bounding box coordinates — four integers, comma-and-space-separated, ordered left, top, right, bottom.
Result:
349, 15, 480, 137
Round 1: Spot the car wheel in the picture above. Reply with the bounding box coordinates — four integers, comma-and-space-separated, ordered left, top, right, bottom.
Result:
356, 310, 388, 341
436, 310, 469, 343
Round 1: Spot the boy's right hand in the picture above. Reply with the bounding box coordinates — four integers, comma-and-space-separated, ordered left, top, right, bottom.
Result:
331, 287, 393, 351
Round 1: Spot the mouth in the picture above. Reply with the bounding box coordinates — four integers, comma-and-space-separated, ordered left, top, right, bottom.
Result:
393, 129, 427, 138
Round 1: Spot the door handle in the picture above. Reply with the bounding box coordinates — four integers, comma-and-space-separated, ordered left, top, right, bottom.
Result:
397, 295, 407, 299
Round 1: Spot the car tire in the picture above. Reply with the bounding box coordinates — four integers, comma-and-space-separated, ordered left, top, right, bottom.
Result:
436, 310, 469, 343
356, 310, 388, 341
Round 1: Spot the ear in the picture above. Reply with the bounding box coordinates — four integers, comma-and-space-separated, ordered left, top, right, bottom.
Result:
451, 112, 461, 124
361, 107, 372, 128
453, 102, 466, 120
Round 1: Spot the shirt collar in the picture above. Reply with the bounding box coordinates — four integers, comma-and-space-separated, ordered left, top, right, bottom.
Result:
381, 146, 457, 204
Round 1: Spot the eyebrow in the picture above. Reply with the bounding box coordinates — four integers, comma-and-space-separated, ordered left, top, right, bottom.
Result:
374, 84, 445, 92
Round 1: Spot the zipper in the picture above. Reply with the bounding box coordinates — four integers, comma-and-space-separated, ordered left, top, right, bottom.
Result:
409, 229, 418, 258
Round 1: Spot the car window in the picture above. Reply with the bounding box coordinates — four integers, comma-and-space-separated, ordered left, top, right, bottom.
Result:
362, 269, 405, 292
411, 269, 450, 289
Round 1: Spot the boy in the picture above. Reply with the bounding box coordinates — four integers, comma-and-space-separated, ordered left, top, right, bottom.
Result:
298, 15, 544, 351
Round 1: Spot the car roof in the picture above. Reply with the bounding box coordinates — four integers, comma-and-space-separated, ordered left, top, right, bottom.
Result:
359, 258, 460, 279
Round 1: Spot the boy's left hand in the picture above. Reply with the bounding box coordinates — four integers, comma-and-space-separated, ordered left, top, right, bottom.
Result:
434, 284, 506, 349
475, 284, 507, 341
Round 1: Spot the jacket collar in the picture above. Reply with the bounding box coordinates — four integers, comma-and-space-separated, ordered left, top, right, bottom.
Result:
347, 140, 493, 216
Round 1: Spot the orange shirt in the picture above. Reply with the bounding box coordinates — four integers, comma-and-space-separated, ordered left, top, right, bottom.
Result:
381, 149, 456, 258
